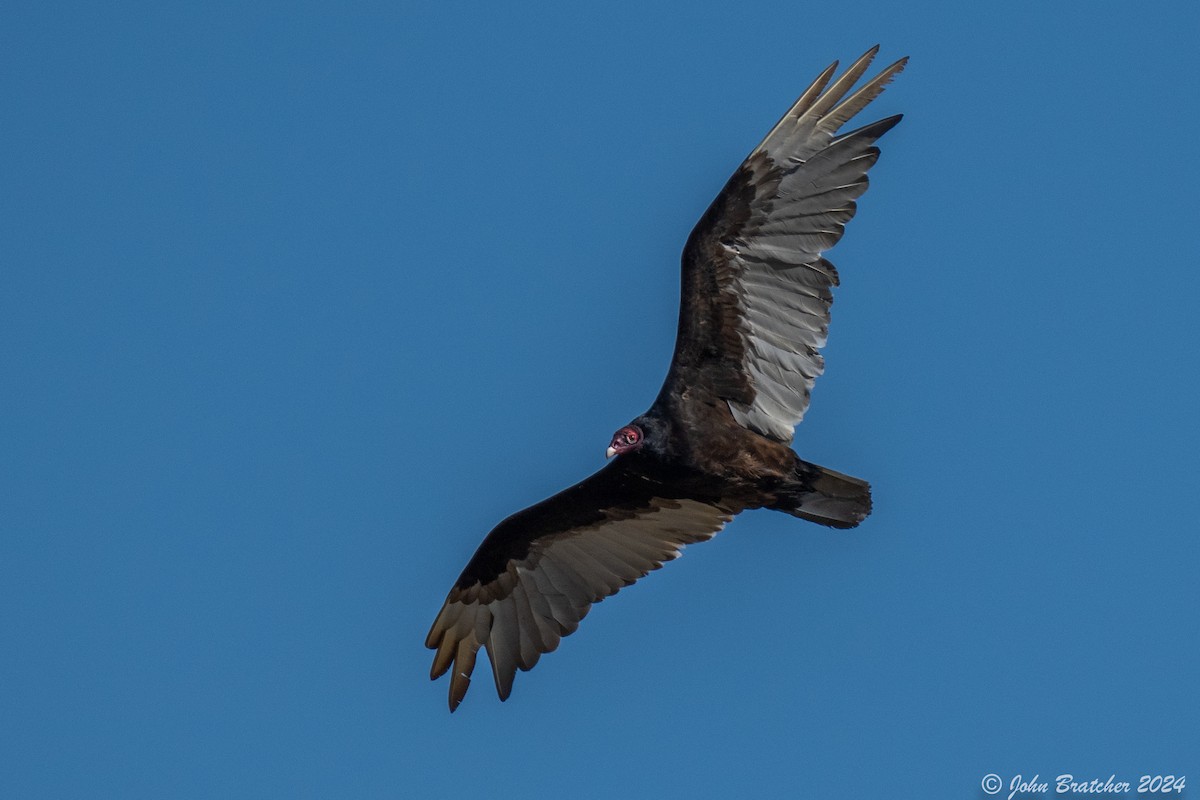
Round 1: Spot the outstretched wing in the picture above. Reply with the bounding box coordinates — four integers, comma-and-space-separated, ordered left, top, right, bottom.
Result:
661, 47, 906, 442
426, 460, 736, 711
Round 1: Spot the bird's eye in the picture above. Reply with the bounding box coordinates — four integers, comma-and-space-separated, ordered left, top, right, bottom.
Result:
625, 428, 640, 444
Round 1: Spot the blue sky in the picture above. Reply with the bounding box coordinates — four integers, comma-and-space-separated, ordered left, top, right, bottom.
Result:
4, 2, 1199, 798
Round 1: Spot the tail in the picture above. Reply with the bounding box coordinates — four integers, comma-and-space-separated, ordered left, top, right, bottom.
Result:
770, 460, 872, 529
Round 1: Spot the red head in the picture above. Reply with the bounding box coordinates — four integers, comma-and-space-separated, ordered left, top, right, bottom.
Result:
605, 424, 643, 459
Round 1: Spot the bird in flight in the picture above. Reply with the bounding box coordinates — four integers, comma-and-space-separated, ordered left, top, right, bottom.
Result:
427, 47, 906, 711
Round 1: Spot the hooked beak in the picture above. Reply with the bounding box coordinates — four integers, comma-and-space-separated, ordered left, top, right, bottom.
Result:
606, 445, 617, 459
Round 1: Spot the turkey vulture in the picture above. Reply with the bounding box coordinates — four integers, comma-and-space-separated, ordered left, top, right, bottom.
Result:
427, 47, 906, 711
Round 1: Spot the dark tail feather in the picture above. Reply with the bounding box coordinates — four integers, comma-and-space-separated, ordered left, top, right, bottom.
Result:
771, 460, 872, 529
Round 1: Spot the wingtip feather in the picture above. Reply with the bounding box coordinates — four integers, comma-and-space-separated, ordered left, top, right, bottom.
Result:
803, 47, 881, 121
817, 55, 908, 137
751, 60, 839, 156
447, 636, 478, 711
